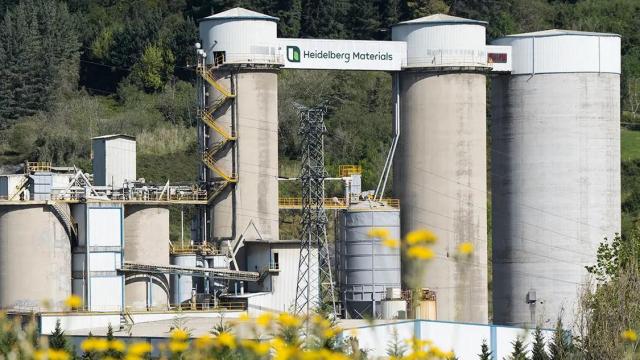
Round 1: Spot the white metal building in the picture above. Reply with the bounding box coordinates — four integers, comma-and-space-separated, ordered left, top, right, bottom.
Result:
92, 134, 136, 189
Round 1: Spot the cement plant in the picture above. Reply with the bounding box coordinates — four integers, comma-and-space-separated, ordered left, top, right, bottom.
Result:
0, 5, 623, 359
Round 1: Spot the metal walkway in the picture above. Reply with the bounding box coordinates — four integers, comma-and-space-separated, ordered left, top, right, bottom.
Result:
120, 262, 259, 282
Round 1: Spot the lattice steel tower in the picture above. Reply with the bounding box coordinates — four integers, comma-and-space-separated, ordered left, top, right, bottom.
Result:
294, 105, 337, 316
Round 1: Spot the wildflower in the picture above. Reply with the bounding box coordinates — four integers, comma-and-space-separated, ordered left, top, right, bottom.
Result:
382, 238, 400, 248
256, 312, 273, 327
322, 328, 337, 338
169, 340, 189, 353
64, 295, 82, 309
47, 349, 70, 360
92, 338, 109, 352
128, 341, 153, 356
81, 338, 97, 352
622, 329, 638, 342
194, 334, 214, 349
406, 245, 435, 260
368, 228, 390, 239
238, 312, 250, 322
253, 341, 271, 356
457, 242, 474, 255
406, 229, 437, 245
108, 339, 126, 352
170, 328, 189, 341
278, 312, 302, 328
216, 331, 236, 349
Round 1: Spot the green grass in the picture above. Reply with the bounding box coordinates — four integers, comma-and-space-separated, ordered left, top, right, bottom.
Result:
622, 128, 640, 162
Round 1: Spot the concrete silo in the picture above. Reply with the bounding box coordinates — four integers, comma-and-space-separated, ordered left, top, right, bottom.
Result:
336, 203, 401, 319
198, 8, 280, 244
0, 205, 71, 311
124, 205, 170, 309
491, 30, 621, 327
392, 14, 489, 323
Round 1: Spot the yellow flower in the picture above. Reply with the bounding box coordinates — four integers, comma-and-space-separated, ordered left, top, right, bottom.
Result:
406, 229, 437, 245
169, 340, 189, 353
322, 328, 337, 338
47, 349, 71, 360
368, 228, 390, 239
108, 339, 126, 352
238, 312, 250, 322
278, 312, 302, 328
64, 295, 83, 309
253, 341, 271, 356
81, 338, 97, 352
216, 331, 236, 349
92, 338, 109, 352
407, 245, 435, 260
195, 334, 214, 349
622, 329, 638, 342
170, 328, 189, 341
128, 341, 153, 356
457, 242, 474, 255
382, 238, 400, 248
256, 312, 273, 327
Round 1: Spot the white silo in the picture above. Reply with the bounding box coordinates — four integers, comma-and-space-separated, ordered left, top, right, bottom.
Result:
491, 30, 621, 327
392, 14, 489, 323
198, 8, 280, 244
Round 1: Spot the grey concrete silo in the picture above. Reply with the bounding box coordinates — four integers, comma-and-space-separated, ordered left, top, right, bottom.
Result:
198, 8, 280, 243
392, 14, 489, 323
491, 30, 621, 327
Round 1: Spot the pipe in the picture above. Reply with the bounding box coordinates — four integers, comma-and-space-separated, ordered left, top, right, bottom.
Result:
375, 73, 401, 201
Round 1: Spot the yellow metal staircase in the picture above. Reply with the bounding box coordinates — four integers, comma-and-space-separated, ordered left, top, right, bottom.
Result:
196, 63, 238, 203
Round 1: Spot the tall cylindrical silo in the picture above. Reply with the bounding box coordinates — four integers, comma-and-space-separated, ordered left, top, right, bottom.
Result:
170, 253, 196, 306
198, 8, 280, 244
392, 14, 489, 323
124, 205, 170, 310
0, 205, 71, 311
491, 30, 621, 327
337, 203, 401, 319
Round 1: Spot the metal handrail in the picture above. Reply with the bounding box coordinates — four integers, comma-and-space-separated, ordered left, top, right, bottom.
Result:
26, 162, 51, 173
339, 165, 362, 177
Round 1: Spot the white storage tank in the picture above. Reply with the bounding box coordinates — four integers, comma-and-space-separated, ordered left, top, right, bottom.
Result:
0, 205, 71, 311
392, 14, 489, 323
491, 30, 621, 327
198, 8, 280, 244
124, 205, 170, 310
170, 253, 197, 307
337, 203, 401, 319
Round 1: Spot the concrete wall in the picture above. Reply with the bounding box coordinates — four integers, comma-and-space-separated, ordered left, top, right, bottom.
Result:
491, 73, 621, 327
207, 70, 279, 243
0, 205, 71, 311
393, 72, 488, 323
124, 205, 170, 310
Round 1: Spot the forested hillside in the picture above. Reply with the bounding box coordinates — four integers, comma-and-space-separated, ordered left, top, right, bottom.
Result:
1, 0, 640, 236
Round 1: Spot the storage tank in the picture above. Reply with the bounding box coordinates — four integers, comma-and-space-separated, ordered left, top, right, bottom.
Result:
0, 205, 71, 311
170, 253, 197, 307
337, 203, 401, 319
124, 205, 170, 310
392, 14, 489, 323
491, 30, 621, 327
198, 8, 280, 244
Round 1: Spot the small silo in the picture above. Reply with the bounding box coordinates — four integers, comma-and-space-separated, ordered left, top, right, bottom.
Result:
198, 8, 280, 243
491, 30, 621, 327
170, 253, 197, 307
337, 202, 401, 319
124, 205, 170, 310
392, 14, 489, 323
0, 205, 71, 311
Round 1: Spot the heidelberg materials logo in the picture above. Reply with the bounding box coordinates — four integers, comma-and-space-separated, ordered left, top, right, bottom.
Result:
287, 46, 301, 62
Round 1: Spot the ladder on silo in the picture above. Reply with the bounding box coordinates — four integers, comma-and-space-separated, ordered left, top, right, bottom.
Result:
47, 201, 77, 242
196, 62, 238, 204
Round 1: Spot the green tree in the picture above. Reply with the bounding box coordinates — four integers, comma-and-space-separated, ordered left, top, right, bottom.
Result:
507, 337, 528, 360
130, 44, 175, 92
49, 320, 67, 350
478, 339, 492, 360
404, 0, 449, 19
531, 327, 549, 360
276, 0, 301, 37
300, 0, 347, 38
386, 327, 407, 358
347, 0, 381, 39
548, 319, 573, 360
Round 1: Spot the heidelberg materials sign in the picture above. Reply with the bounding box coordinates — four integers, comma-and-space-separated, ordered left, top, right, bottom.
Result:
277, 38, 406, 71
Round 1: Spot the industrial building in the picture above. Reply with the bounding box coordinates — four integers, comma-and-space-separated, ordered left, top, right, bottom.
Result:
0, 6, 621, 352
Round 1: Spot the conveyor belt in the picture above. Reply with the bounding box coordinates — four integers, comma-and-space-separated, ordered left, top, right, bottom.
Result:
120, 262, 259, 282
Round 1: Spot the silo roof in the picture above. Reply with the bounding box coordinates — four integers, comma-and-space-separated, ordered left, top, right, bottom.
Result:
501, 29, 620, 38
199, 7, 278, 22
393, 13, 487, 27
